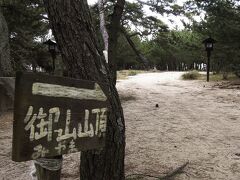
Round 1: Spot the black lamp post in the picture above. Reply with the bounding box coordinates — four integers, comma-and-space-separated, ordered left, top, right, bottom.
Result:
202, 37, 216, 82
44, 39, 57, 74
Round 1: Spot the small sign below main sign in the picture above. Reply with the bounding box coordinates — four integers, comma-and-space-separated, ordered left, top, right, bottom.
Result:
12, 72, 109, 162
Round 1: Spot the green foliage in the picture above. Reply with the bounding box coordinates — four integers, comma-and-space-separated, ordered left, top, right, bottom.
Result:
141, 30, 203, 71
119, 93, 137, 102
122, 1, 169, 35
182, 71, 201, 80
198, 73, 238, 81
138, 0, 184, 15
115, 34, 140, 69
117, 70, 147, 79
3, 0, 240, 77
185, 0, 240, 76
90, 1, 169, 69
233, 64, 240, 78
1, 0, 50, 71
128, 70, 138, 76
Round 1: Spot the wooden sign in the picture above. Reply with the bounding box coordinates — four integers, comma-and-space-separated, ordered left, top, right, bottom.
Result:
12, 72, 109, 162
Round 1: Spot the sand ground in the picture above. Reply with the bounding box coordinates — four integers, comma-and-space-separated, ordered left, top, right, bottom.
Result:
1, 72, 240, 179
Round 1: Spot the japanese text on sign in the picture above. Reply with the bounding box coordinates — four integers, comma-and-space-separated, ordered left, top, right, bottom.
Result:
24, 106, 107, 159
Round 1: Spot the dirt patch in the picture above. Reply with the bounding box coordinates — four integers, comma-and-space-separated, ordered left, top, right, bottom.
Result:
212, 80, 240, 90
0, 72, 240, 179
117, 72, 240, 180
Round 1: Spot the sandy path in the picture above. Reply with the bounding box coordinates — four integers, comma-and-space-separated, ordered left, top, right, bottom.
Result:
117, 72, 240, 180
1, 71, 240, 179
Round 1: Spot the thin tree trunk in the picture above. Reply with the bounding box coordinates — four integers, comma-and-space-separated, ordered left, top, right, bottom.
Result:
108, 0, 125, 84
98, 0, 109, 62
0, 8, 12, 76
121, 29, 149, 65
43, 1, 125, 180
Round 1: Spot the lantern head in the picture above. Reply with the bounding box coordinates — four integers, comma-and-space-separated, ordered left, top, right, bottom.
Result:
202, 37, 216, 51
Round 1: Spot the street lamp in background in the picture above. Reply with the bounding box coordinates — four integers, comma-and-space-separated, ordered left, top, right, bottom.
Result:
202, 37, 216, 82
44, 39, 57, 74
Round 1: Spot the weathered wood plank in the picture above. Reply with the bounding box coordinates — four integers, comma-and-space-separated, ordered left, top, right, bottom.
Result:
12, 72, 109, 162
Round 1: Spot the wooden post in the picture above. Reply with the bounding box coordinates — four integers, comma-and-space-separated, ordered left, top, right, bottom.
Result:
34, 156, 62, 180
207, 51, 211, 82
35, 164, 61, 180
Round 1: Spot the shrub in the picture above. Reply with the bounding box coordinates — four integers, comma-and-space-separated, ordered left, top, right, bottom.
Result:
233, 64, 240, 78
119, 94, 137, 102
128, 70, 138, 76
182, 71, 201, 80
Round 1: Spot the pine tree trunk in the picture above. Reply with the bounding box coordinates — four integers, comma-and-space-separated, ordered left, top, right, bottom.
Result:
0, 8, 12, 77
98, 0, 109, 63
121, 29, 148, 65
43, 1, 125, 179
108, 0, 125, 84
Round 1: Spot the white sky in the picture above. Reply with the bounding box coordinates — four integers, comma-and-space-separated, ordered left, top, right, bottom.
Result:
87, 0, 202, 30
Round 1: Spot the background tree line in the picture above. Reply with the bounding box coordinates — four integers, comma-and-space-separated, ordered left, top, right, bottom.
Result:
0, 0, 239, 77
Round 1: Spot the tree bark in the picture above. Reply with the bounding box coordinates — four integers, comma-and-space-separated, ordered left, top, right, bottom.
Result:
0, 8, 12, 77
121, 28, 149, 65
98, 0, 109, 62
108, 0, 125, 84
43, 1, 125, 180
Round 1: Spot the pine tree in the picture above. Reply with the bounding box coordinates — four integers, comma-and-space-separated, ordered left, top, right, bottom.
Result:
43, 0, 125, 179
1, 0, 49, 71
